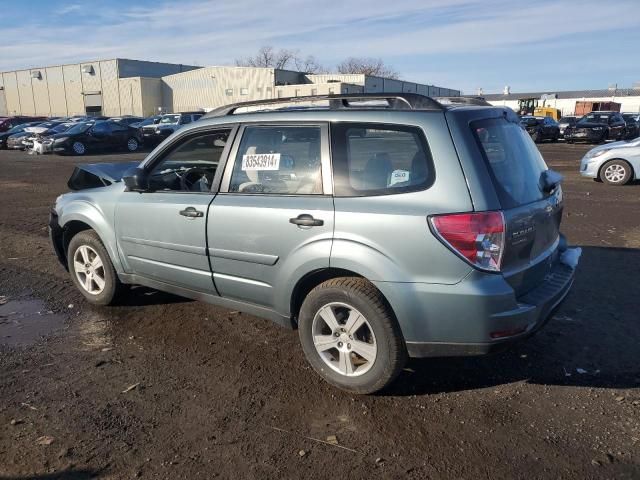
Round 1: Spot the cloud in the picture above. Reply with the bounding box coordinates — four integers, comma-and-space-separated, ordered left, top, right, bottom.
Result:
0, 0, 638, 92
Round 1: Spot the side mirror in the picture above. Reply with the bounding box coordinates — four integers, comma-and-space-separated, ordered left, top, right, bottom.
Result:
122, 167, 149, 192
540, 169, 563, 194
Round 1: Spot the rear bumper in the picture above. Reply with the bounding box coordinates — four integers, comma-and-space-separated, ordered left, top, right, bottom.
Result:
375, 253, 578, 358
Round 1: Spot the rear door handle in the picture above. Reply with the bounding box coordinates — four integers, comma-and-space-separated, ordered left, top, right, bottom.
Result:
289, 214, 324, 227
179, 207, 204, 218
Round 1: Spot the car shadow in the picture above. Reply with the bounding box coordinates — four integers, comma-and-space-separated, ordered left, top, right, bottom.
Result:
386, 246, 640, 396
116, 285, 193, 307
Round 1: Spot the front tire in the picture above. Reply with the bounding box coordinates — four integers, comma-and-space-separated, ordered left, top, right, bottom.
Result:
67, 230, 123, 305
72, 141, 86, 155
298, 277, 407, 394
126, 137, 139, 152
600, 159, 632, 186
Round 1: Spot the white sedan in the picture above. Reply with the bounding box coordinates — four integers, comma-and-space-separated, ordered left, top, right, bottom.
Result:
580, 138, 640, 185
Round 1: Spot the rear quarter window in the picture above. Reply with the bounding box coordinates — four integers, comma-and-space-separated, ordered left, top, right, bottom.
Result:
473, 117, 548, 209
331, 123, 434, 196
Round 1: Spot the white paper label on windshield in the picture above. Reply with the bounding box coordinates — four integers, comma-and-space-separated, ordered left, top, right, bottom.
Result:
242, 153, 281, 171
389, 169, 410, 186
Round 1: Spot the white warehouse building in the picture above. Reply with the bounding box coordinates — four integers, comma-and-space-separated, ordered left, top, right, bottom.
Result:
484, 88, 640, 116
0, 58, 460, 117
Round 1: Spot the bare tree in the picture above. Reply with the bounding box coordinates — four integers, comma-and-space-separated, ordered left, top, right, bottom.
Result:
235, 46, 297, 70
336, 57, 399, 79
292, 54, 326, 74
236, 47, 398, 78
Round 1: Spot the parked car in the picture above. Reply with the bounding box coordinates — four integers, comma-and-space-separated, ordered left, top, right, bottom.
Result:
49, 94, 578, 394
140, 112, 204, 144
7, 131, 36, 150
21, 121, 68, 149
622, 113, 640, 140
520, 116, 560, 142
580, 137, 640, 185
111, 115, 145, 126
557, 115, 580, 138
0, 121, 45, 149
0, 116, 47, 133
50, 120, 142, 155
564, 111, 627, 144
130, 115, 162, 130
31, 123, 76, 154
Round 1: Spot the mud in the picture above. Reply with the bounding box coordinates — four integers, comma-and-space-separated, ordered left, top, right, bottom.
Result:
0, 144, 639, 479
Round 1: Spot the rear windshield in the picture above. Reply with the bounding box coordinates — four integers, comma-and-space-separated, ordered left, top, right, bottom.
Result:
473, 117, 548, 209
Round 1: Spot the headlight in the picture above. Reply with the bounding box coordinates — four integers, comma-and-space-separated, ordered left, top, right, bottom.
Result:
587, 149, 610, 159
54, 137, 69, 144
591, 127, 603, 131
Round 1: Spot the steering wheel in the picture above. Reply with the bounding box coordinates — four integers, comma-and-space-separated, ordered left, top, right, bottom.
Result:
180, 168, 212, 192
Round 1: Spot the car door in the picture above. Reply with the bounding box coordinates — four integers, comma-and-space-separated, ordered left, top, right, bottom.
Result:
115, 126, 236, 293
108, 121, 129, 147
87, 121, 111, 150
208, 123, 334, 310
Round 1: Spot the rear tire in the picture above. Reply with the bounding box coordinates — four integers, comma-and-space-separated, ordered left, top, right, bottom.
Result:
298, 277, 407, 394
600, 159, 632, 186
67, 230, 123, 305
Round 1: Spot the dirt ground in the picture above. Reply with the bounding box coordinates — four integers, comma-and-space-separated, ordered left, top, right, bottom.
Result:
0, 143, 638, 480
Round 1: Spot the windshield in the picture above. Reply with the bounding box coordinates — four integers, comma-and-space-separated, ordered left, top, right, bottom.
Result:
51, 123, 72, 133
579, 113, 610, 125
473, 117, 548, 209
159, 115, 180, 124
521, 117, 541, 126
65, 123, 93, 135
7, 124, 27, 134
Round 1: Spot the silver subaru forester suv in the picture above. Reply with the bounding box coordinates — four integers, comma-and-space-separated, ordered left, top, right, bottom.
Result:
50, 94, 579, 394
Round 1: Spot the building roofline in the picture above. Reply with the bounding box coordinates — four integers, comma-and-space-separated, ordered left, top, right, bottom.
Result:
0, 58, 200, 75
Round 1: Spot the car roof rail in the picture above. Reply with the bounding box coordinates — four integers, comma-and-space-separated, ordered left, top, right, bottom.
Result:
202, 93, 448, 118
434, 96, 493, 107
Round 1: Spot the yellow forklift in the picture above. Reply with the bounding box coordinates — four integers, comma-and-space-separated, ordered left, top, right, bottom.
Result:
518, 94, 561, 121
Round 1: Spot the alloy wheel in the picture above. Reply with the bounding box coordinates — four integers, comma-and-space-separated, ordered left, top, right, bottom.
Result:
311, 302, 377, 377
72, 142, 85, 155
604, 164, 626, 183
73, 245, 105, 295
127, 138, 138, 151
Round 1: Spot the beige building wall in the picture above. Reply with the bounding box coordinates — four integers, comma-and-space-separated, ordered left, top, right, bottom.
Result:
98, 60, 121, 116
118, 77, 153, 116
62, 64, 84, 115
3, 72, 21, 115
45, 66, 67, 116
140, 77, 162, 117
275, 82, 363, 98
31, 69, 51, 116
161, 67, 277, 112
16, 70, 36, 115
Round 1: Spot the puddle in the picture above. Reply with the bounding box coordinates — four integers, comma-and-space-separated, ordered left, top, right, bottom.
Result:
0, 298, 66, 346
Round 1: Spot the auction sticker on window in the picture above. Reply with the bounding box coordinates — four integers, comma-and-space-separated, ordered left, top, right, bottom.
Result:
242, 153, 281, 171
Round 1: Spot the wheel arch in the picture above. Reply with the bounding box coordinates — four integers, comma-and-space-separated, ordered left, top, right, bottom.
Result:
59, 206, 123, 273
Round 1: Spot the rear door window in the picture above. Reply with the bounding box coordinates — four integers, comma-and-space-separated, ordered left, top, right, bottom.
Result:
331, 123, 433, 196
473, 117, 549, 209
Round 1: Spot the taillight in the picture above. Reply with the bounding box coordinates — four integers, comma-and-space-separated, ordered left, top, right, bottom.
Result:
429, 211, 505, 272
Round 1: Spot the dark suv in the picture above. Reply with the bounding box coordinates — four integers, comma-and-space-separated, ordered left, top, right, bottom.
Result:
520, 116, 560, 142
622, 113, 640, 140
50, 94, 579, 393
565, 111, 626, 144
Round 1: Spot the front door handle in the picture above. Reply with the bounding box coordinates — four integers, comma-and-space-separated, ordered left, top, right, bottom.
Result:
290, 214, 324, 227
179, 207, 204, 218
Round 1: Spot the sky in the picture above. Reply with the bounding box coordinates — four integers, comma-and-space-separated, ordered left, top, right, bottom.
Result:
1, 0, 639, 94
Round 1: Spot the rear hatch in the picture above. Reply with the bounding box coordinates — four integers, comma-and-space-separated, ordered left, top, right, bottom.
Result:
472, 117, 563, 297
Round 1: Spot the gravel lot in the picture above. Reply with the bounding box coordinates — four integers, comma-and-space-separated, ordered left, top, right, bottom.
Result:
0, 143, 639, 479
